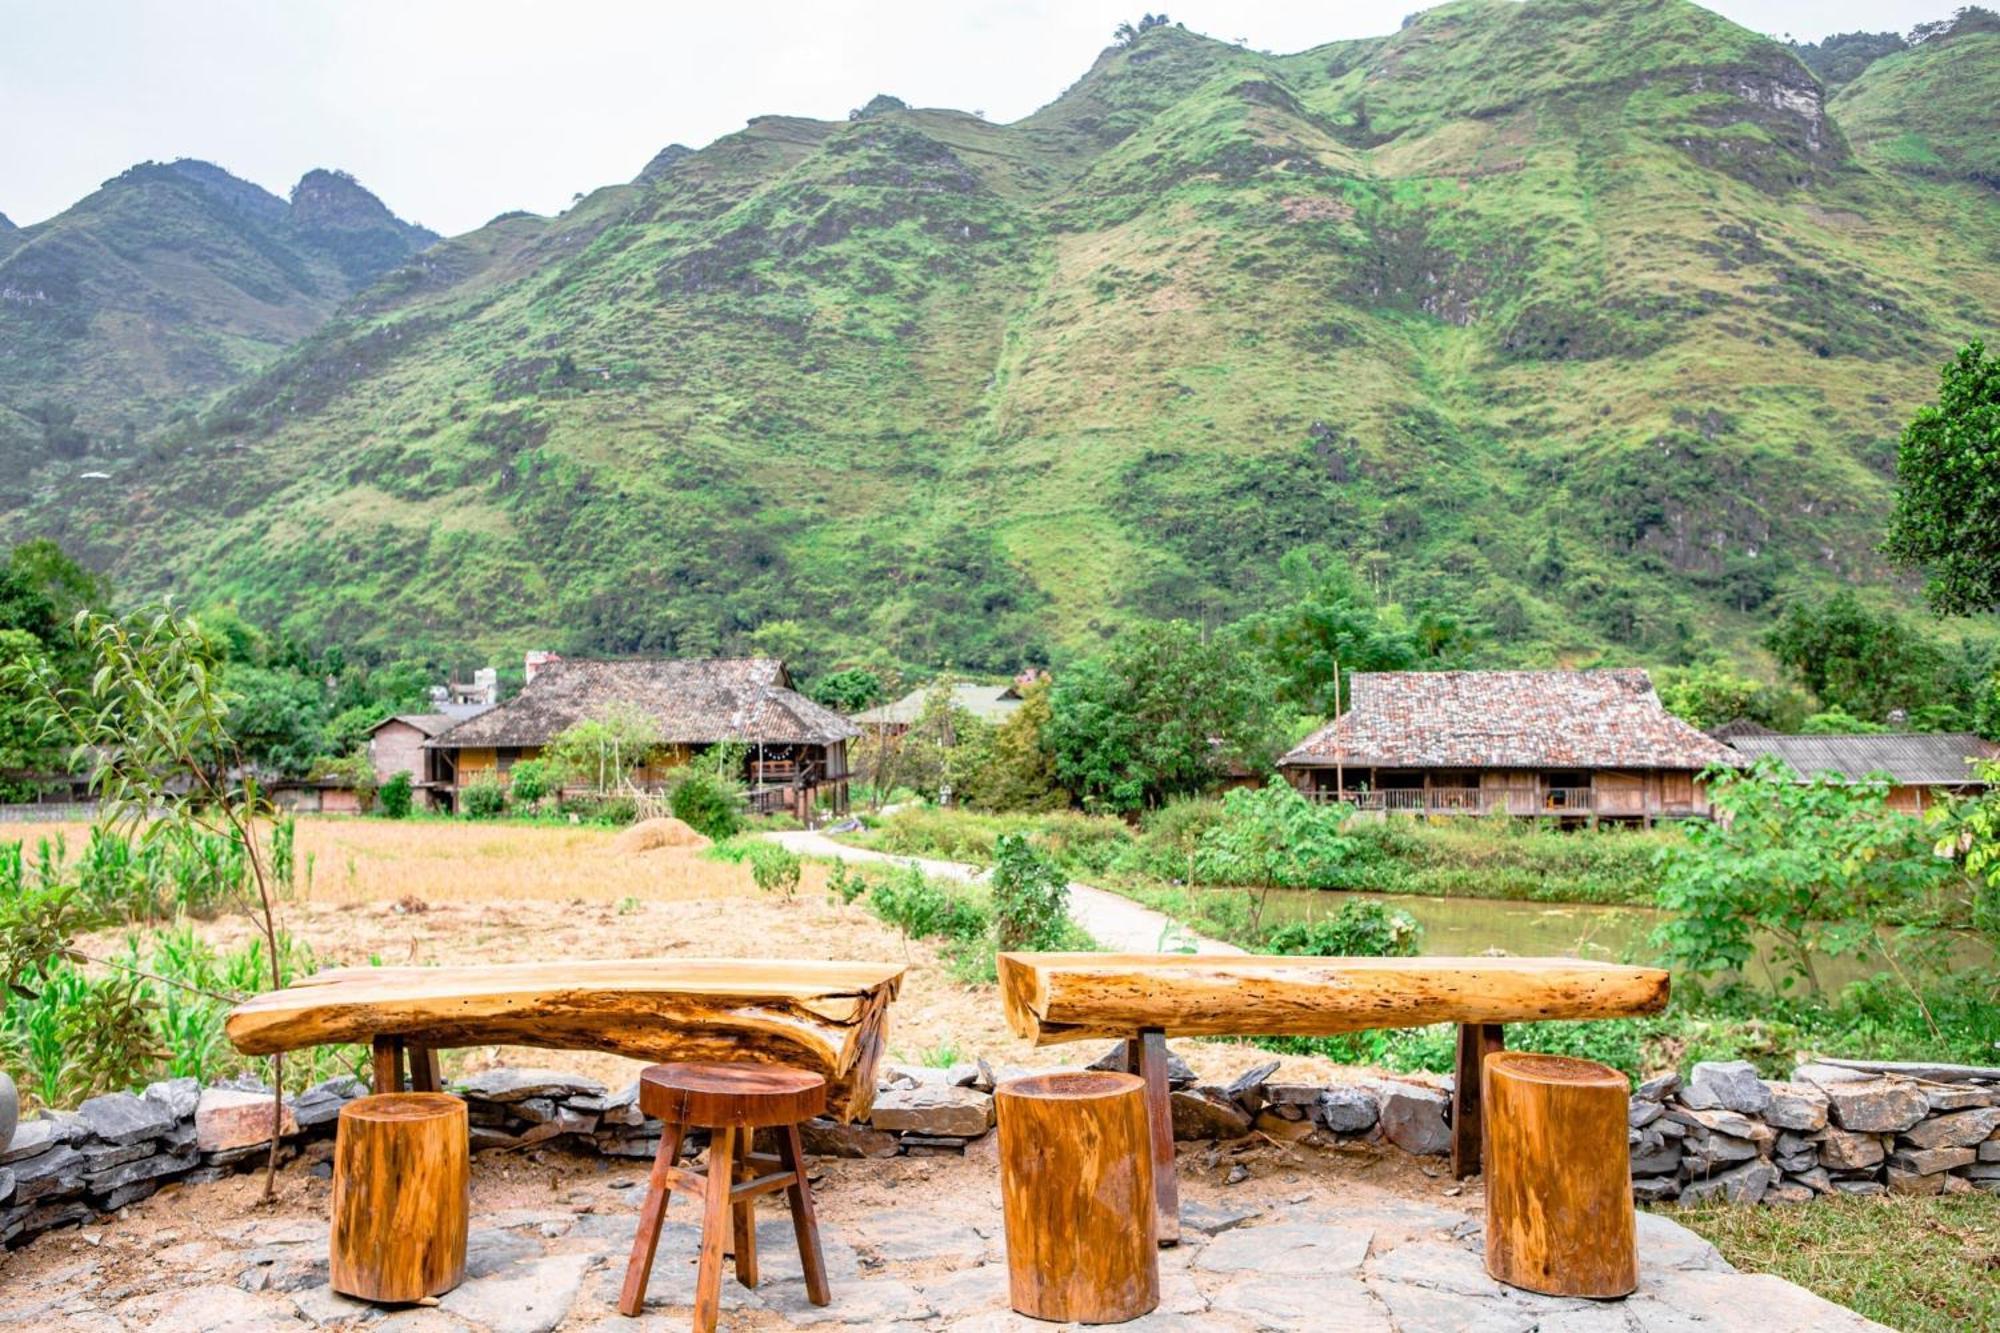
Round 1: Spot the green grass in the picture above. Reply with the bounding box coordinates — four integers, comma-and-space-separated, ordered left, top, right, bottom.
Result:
1671, 1193, 2000, 1333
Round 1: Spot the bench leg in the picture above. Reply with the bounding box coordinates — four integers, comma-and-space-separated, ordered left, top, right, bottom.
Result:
1451, 1023, 1505, 1179
1125, 1028, 1180, 1247
370, 1036, 405, 1095
408, 1043, 442, 1093
617, 1121, 685, 1316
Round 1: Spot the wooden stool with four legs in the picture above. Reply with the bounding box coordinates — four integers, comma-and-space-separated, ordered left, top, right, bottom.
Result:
617, 1062, 832, 1330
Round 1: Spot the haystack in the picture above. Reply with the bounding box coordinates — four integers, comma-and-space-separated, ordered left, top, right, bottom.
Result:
613, 817, 711, 854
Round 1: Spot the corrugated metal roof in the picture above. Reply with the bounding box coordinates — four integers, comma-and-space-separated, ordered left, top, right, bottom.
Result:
1724, 732, 1998, 786
1280, 669, 1740, 771
431, 658, 857, 749
853, 682, 1022, 726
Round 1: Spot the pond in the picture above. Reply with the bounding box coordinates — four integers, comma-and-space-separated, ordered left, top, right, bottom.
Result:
1246, 886, 1992, 995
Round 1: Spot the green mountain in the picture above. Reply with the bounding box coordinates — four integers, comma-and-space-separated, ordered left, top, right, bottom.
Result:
1831, 10, 2000, 188
5, 0, 1998, 675
0, 159, 434, 465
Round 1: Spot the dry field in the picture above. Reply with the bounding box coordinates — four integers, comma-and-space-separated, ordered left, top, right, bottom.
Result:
34, 817, 1353, 1093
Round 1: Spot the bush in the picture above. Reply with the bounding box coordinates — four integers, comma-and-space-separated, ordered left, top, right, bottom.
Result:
672, 770, 744, 840
1265, 900, 1421, 958
868, 864, 988, 942
378, 772, 413, 819
462, 776, 506, 818
827, 859, 867, 905
746, 844, 802, 899
991, 833, 1071, 952
508, 758, 555, 806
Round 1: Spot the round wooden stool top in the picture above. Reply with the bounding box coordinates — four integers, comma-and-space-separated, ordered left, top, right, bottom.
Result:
637, 1062, 827, 1128
340, 1091, 466, 1125
998, 1070, 1142, 1103
1484, 1051, 1627, 1091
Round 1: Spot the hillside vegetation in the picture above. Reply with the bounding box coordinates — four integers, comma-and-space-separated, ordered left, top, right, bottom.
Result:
4, 0, 1998, 673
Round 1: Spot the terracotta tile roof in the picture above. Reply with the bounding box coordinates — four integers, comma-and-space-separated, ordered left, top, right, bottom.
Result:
1279, 669, 1740, 771
1724, 732, 1998, 786
431, 658, 857, 749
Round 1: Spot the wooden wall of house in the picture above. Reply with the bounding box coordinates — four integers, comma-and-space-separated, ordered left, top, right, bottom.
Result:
369, 721, 431, 785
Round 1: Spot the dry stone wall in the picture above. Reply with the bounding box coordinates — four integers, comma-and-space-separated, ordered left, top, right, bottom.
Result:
4, 1050, 1992, 1249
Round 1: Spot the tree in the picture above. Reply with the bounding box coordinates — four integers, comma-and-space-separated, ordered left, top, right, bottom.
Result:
222, 665, 328, 777
1234, 548, 1418, 717
808, 667, 885, 713
1046, 619, 1275, 813
544, 705, 662, 790
1885, 341, 2000, 616
963, 675, 1065, 812
1194, 782, 1360, 930
1764, 592, 1946, 721
1654, 662, 1806, 731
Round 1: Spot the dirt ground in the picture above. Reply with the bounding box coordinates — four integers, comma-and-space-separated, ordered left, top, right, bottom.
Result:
49, 818, 1371, 1095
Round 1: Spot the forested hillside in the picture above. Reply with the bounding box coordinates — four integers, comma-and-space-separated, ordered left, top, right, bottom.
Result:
3, 0, 1997, 676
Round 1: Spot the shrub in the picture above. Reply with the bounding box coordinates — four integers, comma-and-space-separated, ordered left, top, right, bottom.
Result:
595, 796, 639, 825
747, 844, 803, 899
1265, 900, 1421, 958
991, 833, 1071, 952
462, 776, 506, 818
672, 770, 743, 840
378, 772, 413, 819
508, 758, 555, 806
868, 863, 988, 942
827, 859, 867, 905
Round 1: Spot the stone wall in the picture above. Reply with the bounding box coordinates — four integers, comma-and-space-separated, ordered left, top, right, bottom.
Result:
4, 1051, 1992, 1249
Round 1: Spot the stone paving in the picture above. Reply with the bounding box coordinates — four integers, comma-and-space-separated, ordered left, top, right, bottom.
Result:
0, 1140, 1889, 1332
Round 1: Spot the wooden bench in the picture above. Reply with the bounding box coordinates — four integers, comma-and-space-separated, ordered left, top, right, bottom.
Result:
997, 952, 1669, 1243
225, 958, 906, 1121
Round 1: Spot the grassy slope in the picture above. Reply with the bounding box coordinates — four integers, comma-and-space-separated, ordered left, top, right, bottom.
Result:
5, 0, 1998, 672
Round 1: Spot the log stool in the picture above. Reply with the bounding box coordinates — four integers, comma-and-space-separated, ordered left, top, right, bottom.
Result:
331, 1093, 469, 1303
617, 1063, 830, 1330
997, 1071, 1158, 1325
1482, 1052, 1638, 1299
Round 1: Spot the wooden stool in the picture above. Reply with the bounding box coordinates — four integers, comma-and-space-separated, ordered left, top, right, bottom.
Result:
331, 1093, 469, 1302
997, 1071, 1158, 1325
1482, 1052, 1638, 1299
617, 1063, 830, 1330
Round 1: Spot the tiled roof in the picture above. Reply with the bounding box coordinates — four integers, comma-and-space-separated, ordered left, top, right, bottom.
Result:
375, 713, 463, 739
432, 658, 857, 749
1724, 732, 1998, 786
852, 683, 1023, 726
1280, 669, 1740, 771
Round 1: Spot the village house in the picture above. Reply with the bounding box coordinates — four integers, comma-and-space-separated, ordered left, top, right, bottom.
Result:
420, 655, 856, 819
1715, 724, 1998, 814
851, 681, 1024, 735
366, 705, 493, 811
1278, 669, 1739, 823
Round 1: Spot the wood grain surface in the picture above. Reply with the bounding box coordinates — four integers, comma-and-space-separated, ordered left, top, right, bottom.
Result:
330, 1093, 469, 1303
1482, 1051, 1638, 1299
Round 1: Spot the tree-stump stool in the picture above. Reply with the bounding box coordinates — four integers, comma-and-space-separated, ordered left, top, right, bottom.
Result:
1482, 1052, 1638, 1299
997, 1071, 1158, 1325
617, 1063, 830, 1332
331, 1093, 469, 1303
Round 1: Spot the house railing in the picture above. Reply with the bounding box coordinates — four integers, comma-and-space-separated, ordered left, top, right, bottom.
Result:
1305, 786, 1597, 816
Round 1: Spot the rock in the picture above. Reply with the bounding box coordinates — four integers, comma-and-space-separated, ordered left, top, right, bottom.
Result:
1631, 1175, 1680, 1202
1793, 1062, 1875, 1088
437, 1253, 591, 1333
1263, 1082, 1321, 1107
452, 1067, 605, 1103
1889, 1145, 1977, 1175
1775, 1149, 1818, 1174
1629, 1099, 1663, 1128
1775, 1129, 1821, 1155
85, 1151, 196, 1193
1637, 1072, 1680, 1101
0, 1168, 12, 1206
1317, 1086, 1379, 1134
1253, 1110, 1320, 1143
800, 1118, 899, 1159
195, 1088, 298, 1152
1886, 1166, 1945, 1196
1685, 1061, 1773, 1114
1826, 1079, 1929, 1133
866, 1085, 993, 1137
1981, 1140, 2000, 1163
882, 1063, 949, 1088
1789, 1165, 1832, 1193
290, 1079, 361, 1131
1, 1116, 82, 1164
1681, 1129, 1760, 1172
1765, 1181, 1813, 1204
1193, 1221, 1372, 1274
1089, 1042, 1195, 1088
1667, 1105, 1762, 1139
1831, 1178, 1886, 1196
142, 1077, 202, 1122
1181, 1199, 1260, 1235
1223, 1061, 1280, 1108
76, 1093, 176, 1147
81, 1140, 156, 1171
12, 1144, 85, 1202
1212, 1274, 1384, 1328
1902, 1106, 2000, 1150
1761, 1082, 1829, 1132
945, 1063, 981, 1088
1922, 1083, 1997, 1112
1630, 1135, 1683, 1176
596, 1082, 645, 1127
1818, 1127, 1886, 1170
1679, 1159, 1777, 1206
1375, 1083, 1450, 1156
1170, 1088, 1252, 1141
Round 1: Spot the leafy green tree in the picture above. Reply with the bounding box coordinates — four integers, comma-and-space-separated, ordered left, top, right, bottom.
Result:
1765, 592, 1947, 721
378, 771, 414, 819
507, 757, 555, 806
989, 833, 1071, 951
462, 776, 507, 818
221, 664, 328, 777
1935, 759, 2000, 951
544, 705, 662, 790
1235, 548, 1418, 716
962, 676, 1065, 812
1655, 758, 1958, 997
1046, 620, 1275, 813
1885, 341, 2000, 616
671, 769, 743, 839
808, 667, 885, 713
1653, 662, 1807, 731
1800, 708, 1890, 734
1266, 900, 1420, 957
1194, 781, 1360, 929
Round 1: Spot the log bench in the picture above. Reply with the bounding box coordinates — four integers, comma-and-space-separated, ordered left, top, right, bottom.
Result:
997, 952, 1669, 1243
225, 958, 907, 1122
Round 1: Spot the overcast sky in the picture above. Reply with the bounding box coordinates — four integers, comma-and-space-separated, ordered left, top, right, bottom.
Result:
0, 0, 1955, 236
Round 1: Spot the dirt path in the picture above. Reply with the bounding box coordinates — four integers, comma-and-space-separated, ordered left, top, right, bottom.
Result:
766, 829, 1245, 956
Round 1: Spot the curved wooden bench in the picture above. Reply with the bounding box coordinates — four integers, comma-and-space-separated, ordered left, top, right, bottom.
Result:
226, 957, 906, 1122
998, 953, 1669, 1242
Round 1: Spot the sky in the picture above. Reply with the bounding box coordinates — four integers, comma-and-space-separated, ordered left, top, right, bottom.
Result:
0, 0, 1959, 237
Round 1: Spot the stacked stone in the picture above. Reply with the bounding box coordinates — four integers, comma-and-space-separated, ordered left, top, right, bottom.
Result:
1627, 1060, 2000, 1204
